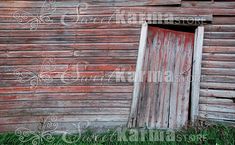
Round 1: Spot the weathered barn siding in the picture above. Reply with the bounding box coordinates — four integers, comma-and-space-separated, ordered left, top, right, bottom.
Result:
0, 0, 234, 132
133, 26, 195, 129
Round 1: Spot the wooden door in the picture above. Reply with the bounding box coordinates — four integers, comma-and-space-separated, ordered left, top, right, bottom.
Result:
130, 26, 195, 129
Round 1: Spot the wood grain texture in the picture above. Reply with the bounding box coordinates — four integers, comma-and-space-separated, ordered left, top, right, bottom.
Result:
0, 0, 181, 7
133, 26, 194, 129
1, 7, 233, 16
199, 111, 235, 122
0, 121, 127, 133
128, 22, 148, 128
191, 26, 204, 122
0, 0, 235, 132
182, 1, 235, 8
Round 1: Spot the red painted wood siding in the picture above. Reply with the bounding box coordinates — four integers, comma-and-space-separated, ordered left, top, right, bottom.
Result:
0, 0, 234, 132
135, 26, 194, 129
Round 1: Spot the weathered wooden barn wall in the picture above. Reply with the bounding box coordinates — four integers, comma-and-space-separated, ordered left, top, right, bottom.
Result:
0, 0, 234, 132
133, 26, 195, 129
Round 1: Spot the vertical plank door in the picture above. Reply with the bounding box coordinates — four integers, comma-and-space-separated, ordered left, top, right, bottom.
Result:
130, 26, 195, 129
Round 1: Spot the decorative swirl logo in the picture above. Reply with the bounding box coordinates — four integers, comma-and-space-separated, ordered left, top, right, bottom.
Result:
15, 116, 58, 145
60, 121, 90, 144
15, 115, 91, 144
61, 61, 89, 85
60, 3, 88, 26
13, 0, 56, 30
14, 58, 56, 89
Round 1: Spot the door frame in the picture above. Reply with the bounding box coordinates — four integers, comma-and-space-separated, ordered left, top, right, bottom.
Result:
128, 22, 204, 128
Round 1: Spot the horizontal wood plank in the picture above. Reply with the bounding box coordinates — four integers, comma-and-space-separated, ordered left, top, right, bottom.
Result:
0, 121, 127, 133
202, 68, 235, 76
0, 36, 139, 44
0, 29, 140, 37
201, 75, 235, 83
0, 43, 139, 51
200, 97, 234, 104
0, 57, 137, 65
203, 46, 235, 53
200, 89, 235, 98
202, 61, 235, 68
0, 0, 181, 8
0, 100, 131, 109
200, 104, 235, 113
201, 82, 235, 90
0, 115, 129, 125
204, 39, 235, 46
0, 92, 132, 101
0, 107, 130, 117
0, 86, 133, 94
182, 1, 235, 9
199, 111, 235, 121
0, 50, 138, 58
203, 53, 235, 61
204, 32, 235, 39
204, 25, 235, 32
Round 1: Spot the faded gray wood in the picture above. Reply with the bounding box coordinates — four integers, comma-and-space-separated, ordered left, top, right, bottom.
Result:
131, 26, 194, 129
200, 104, 235, 114
200, 97, 234, 104
199, 111, 235, 122
201, 82, 235, 90
200, 89, 235, 98
191, 26, 204, 123
0, 0, 181, 7
128, 22, 148, 128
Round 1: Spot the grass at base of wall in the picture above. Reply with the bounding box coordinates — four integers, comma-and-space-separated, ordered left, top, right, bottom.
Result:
0, 123, 234, 145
